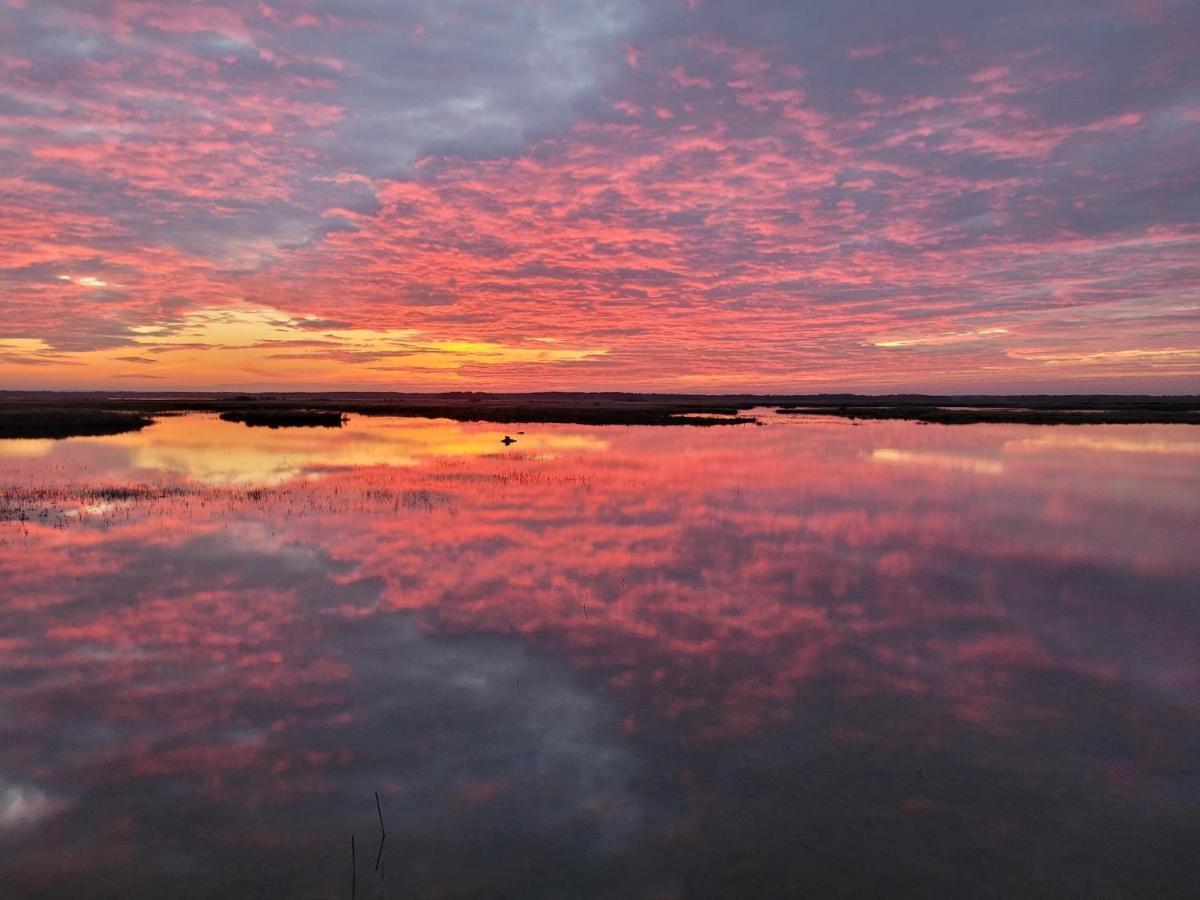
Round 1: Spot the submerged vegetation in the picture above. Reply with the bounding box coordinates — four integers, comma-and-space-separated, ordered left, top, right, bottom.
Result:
0, 453, 595, 534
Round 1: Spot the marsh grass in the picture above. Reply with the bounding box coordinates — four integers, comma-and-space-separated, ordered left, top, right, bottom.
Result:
0, 408, 154, 439
776, 405, 1200, 425
219, 410, 347, 428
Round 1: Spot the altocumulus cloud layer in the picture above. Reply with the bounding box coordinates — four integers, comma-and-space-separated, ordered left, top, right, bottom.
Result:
0, 0, 1198, 390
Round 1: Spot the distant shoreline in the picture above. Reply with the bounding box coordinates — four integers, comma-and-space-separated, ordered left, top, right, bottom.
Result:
1, 391, 1197, 438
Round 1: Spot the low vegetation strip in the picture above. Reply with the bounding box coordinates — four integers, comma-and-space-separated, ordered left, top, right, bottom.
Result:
1, 392, 1197, 437
0, 408, 154, 439
0, 392, 761, 431
775, 405, 1200, 425
219, 409, 346, 428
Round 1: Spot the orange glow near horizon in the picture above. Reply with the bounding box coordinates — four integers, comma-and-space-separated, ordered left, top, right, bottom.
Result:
0, 305, 609, 391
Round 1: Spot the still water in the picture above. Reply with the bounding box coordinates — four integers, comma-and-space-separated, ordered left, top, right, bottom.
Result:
1, 412, 1198, 898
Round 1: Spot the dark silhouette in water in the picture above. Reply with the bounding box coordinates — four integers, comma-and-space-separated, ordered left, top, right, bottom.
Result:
219, 409, 345, 428
0, 408, 153, 438
501, 435, 517, 445
375, 791, 387, 873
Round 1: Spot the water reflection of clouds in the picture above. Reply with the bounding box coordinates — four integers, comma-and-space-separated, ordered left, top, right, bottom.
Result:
1006, 432, 1200, 457
0, 439, 55, 459
132, 416, 608, 485
871, 447, 1005, 475
1, 526, 641, 895
0, 414, 609, 487
1, 416, 1198, 895
0, 779, 62, 833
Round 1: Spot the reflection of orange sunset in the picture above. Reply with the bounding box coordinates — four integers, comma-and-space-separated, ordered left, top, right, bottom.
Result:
121, 413, 605, 485
0, 413, 608, 485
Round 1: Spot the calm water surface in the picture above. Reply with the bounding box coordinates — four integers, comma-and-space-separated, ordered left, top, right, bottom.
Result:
1, 412, 1198, 897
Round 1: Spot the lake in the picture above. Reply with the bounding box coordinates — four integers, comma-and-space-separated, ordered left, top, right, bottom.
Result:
1, 412, 1198, 898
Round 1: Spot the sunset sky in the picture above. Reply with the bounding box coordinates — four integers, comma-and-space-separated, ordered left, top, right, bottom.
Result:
2, 0, 1198, 392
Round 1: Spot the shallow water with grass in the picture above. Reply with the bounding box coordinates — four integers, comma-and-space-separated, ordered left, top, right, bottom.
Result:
2, 412, 1198, 897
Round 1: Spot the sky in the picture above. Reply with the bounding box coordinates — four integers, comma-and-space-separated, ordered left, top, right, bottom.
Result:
1, 0, 1198, 393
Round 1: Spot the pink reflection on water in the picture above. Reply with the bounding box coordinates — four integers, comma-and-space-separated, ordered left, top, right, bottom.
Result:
1, 414, 1199, 896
